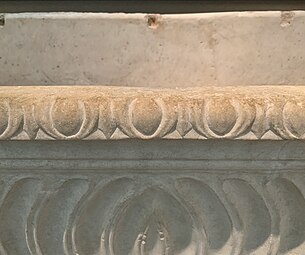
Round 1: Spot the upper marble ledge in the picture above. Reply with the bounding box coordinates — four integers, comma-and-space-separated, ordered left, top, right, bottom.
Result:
0, 86, 305, 140
1, 11, 305, 87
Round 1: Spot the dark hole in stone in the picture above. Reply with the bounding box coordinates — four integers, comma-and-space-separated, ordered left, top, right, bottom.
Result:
0, 14, 4, 26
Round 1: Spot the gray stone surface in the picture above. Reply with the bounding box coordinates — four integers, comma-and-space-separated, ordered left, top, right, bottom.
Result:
0, 140, 305, 254
1, 12, 305, 87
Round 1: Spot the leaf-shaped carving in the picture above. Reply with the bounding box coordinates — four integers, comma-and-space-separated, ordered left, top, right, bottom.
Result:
98, 99, 117, 139
206, 98, 238, 136
265, 178, 305, 254
282, 101, 305, 138
0, 101, 23, 139
175, 178, 232, 252
73, 178, 134, 255
35, 97, 98, 139
1, 86, 305, 140
109, 187, 202, 255
0, 175, 304, 254
176, 102, 193, 137
223, 179, 272, 254
35, 179, 89, 255
193, 97, 255, 138
0, 178, 42, 255
131, 98, 163, 136
52, 99, 84, 136
116, 97, 177, 139
0, 103, 8, 135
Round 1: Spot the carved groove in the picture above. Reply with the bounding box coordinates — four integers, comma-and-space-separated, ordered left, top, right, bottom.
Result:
2, 86, 305, 140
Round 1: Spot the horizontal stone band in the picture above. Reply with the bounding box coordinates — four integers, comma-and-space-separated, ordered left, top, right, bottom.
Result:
1, 86, 305, 140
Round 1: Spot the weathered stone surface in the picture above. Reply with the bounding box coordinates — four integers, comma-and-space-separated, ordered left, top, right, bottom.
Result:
0, 140, 304, 255
0, 12, 305, 87
1, 86, 305, 140
1, 10, 305, 255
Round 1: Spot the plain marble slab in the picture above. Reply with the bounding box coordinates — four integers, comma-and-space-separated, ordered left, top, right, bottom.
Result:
0, 11, 305, 87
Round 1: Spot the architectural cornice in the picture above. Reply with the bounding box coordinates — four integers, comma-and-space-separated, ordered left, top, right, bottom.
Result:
1, 86, 305, 140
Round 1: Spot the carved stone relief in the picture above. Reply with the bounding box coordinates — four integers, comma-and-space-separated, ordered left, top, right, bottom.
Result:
0, 140, 302, 255
1, 86, 305, 140
0, 172, 305, 255
1, 10, 305, 255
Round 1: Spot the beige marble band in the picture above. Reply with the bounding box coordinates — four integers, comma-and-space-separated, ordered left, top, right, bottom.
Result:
1, 86, 305, 140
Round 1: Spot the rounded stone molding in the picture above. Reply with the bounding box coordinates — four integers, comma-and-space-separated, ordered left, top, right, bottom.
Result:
1, 86, 305, 140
